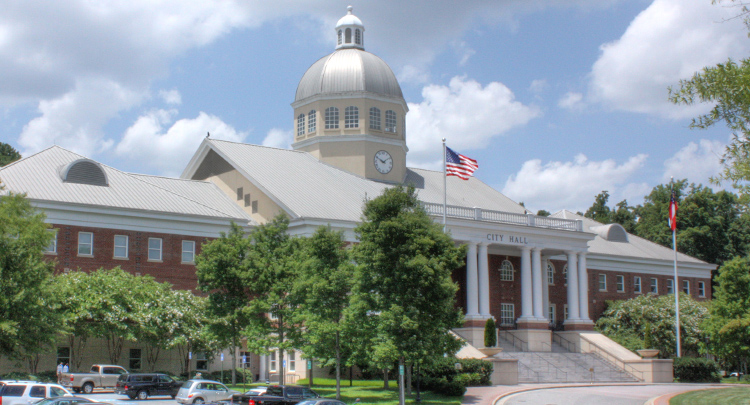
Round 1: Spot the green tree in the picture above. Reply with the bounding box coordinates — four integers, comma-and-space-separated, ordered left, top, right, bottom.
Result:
585, 191, 612, 224
346, 185, 464, 404
291, 226, 354, 399
53, 271, 96, 371
0, 142, 21, 167
583, 191, 636, 232
0, 193, 59, 360
536, 210, 550, 217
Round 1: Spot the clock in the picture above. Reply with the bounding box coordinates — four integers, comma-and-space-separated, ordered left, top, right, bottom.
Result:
374, 150, 393, 174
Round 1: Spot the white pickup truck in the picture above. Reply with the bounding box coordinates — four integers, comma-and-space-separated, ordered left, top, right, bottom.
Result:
61, 365, 129, 394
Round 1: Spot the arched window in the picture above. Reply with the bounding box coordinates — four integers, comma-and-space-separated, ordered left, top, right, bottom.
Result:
385, 110, 397, 133
345, 28, 351, 43
369, 107, 381, 130
563, 265, 568, 284
325, 107, 339, 129
499, 260, 514, 281
345, 106, 359, 128
547, 262, 555, 285
297, 114, 305, 137
355, 29, 361, 45
337, 30, 342, 45
308, 110, 316, 133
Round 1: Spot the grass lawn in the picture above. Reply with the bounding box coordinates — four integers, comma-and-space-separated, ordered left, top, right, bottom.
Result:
229, 378, 463, 405
671, 387, 750, 404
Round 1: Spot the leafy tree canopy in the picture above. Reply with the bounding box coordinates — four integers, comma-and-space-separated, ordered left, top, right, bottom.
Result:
0, 143, 21, 167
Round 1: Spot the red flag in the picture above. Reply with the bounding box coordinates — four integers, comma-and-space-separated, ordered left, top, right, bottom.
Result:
446, 147, 478, 180
668, 190, 678, 231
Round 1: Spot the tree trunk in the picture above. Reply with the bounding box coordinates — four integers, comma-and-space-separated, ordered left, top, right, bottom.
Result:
349, 366, 353, 387
279, 313, 285, 386
383, 369, 389, 389
335, 330, 341, 400
406, 363, 412, 395
231, 338, 237, 385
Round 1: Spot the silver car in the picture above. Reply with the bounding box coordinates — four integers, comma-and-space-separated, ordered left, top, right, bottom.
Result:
174, 380, 238, 404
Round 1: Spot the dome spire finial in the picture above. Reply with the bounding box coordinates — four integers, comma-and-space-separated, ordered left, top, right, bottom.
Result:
347, 5, 353, 14
335, 5, 364, 50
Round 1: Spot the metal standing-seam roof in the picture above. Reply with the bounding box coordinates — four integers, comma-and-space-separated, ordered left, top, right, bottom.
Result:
195, 139, 527, 223
551, 210, 707, 264
295, 49, 404, 102
0, 146, 254, 224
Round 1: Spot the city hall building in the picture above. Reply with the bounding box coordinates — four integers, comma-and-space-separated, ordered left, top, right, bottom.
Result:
0, 7, 713, 382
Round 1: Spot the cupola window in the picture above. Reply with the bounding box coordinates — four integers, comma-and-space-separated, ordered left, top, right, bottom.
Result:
345, 106, 359, 128
297, 114, 305, 137
308, 110, 316, 133
337, 30, 342, 45
325, 107, 339, 129
345, 28, 351, 43
355, 29, 361, 45
369, 107, 381, 130
385, 110, 397, 133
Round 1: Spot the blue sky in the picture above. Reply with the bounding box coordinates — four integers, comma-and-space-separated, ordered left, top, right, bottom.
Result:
1, 0, 747, 213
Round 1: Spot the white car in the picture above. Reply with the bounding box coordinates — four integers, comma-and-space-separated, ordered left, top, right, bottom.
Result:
174, 380, 239, 404
0, 382, 71, 405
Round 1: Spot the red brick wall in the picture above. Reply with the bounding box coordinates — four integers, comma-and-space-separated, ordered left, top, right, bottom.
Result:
45, 224, 210, 291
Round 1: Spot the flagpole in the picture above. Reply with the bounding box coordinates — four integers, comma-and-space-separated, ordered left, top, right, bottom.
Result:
671, 177, 681, 358
442, 138, 447, 232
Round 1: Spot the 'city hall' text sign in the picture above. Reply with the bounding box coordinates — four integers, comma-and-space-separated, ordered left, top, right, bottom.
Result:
487, 234, 528, 244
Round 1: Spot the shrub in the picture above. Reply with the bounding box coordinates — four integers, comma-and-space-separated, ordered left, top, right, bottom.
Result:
36, 371, 57, 383
484, 318, 497, 348
644, 323, 653, 349
673, 357, 721, 382
417, 356, 492, 396
420, 376, 465, 397
0, 372, 39, 381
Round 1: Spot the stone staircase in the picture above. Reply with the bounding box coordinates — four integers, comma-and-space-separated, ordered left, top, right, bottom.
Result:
495, 337, 640, 383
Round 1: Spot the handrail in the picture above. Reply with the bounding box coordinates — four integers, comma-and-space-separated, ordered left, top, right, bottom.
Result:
499, 331, 528, 352
527, 352, 568, 382
552, 332, 577, 353
579, 335, 644, 381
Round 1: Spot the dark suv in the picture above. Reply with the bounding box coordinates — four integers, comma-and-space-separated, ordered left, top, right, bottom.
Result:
115, 373, 182, 400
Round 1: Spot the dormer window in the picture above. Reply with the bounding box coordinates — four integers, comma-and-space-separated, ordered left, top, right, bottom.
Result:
61, 159, 108, 187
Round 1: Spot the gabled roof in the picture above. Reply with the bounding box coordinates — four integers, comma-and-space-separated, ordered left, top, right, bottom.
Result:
551, 210, 708, 265
0, 146, 254, 224
183, 139, 527, 223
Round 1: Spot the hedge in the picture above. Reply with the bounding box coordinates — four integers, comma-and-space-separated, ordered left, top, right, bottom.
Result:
673, 357, 721, 382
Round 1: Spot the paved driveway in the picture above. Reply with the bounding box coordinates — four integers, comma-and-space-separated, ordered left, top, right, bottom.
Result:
78, 390, 177, 405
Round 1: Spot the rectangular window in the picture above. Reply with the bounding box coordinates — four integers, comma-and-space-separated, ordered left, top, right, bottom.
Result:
308, 110, 316, 133
385, 110, 397, 133
698, 281, 706, 297
564, 304, 569, 320
270, 351, 277, 372
297, 114, 305, 136
196, 352, 208, 371
667, 279, 674, 294
598, 274, 607, 291
683, 280, 690, 295
182, 240, 195, 263
288, 351, 296, 372
634, 276, 642, 294
369, 107, 381, 130
129, 349, 141, 371
148, 238, 162, 261
500, 303, 514, 326
57, 346, 70, 365
45, 229, 57, 254
650, 278, 658, 294
236, 187, 243, 200
344, 106, 359, 128
252, 200, 258, 214
548, 304, 556, 323
563, 266, 568, 284
244, 193, 251, 207
616, 275, 624, 292
78, 232, 93, 256
325, 107, 339, 129
547, 265, 554, 285
114, 235, 128, 259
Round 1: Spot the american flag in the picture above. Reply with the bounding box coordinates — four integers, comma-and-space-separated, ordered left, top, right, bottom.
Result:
668, 190, 678, 231
446, 146, 478, 180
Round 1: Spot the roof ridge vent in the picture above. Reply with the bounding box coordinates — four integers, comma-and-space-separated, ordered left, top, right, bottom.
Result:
590, 223, 628, 242
60, 159, 109, 187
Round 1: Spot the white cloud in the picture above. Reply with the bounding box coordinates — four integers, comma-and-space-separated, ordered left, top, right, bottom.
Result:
262, 128, 292, 149
662, 139, 725, 186
450, 40, 476, 67
398, 65, 431, 85
406, 76, 541, 168
589, 0, 750, 118
159, 89, 182, 105
115, 110, 246, 176
529, 79, 548, 94
502, 153, 648, 213
557, 92, 583, 109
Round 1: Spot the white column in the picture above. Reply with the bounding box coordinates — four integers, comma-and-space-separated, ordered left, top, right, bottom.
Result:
531, 247, 544, 320
478, 243, 491, 318
466, 242, 480, 318
578, 253, 591, 322
566, 251, 580, 321
542, 257, 550, 320
259, 354, 267, 382
519, 246, 533, 320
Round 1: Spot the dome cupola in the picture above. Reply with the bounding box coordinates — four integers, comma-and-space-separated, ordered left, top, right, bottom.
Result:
335, 6, 364, 50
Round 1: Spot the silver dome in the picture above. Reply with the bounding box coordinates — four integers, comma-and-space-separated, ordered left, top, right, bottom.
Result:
295, 48, 404, 103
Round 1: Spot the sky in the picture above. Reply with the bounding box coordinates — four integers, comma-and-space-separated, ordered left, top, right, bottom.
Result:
1, 0, 748, 214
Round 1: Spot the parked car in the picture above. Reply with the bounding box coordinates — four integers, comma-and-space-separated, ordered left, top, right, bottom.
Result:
230, 385, 318, 405
0, 382, 71, 405
60, 365, 129, 394
114, 373, 182, 400
240, 387, 267, 397
32, 396, 102, 405
175, 380, 239, 404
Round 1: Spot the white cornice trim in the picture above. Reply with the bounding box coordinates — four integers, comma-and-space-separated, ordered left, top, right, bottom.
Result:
291, 92, 409, 112
292, 134, 408, 154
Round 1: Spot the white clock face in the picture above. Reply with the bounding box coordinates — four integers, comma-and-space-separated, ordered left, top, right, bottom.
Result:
374, 150, 393, 174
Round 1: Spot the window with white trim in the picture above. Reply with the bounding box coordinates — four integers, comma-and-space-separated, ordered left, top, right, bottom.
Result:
114, 235, 128, 259
500, 303, 514, 326
499, 260, 514, 281
337, 30, 342, 45
564, 304, 569, 320
563, 265, 568, 284
308, 110, 316, 132
196, 352, 208, 371
547, 263, 555, 285
616, 275, 624, 292
289, 351, 296, 372
270, 351, 277, 372
698, 281, 705, 297
549, 304, 556, 323
45, 229, 57, 254
182, 240, 195, 263
650, 278, 658, 294
325, 107, 339, 129
385, 110, 397, 133
683, 280, 690, 295
297, 114, 305, 136
598, 274, 607, 291
355, 29, 361, 45
634, 276, 642, 294
78, 232, 93, 256
345, 28, 351, 43
345, 106, 359, 128
369, 107, 381, 130
148, 238, 162, 261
